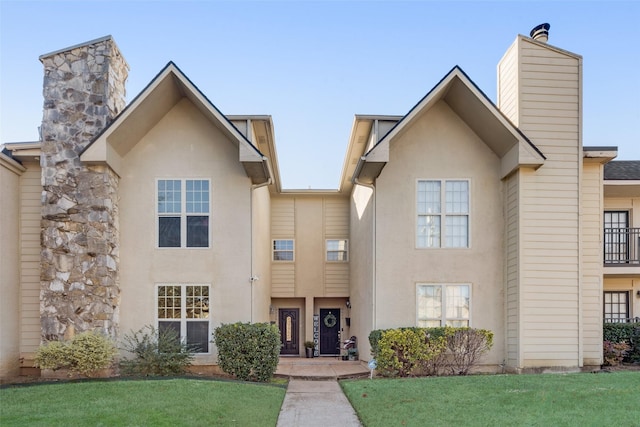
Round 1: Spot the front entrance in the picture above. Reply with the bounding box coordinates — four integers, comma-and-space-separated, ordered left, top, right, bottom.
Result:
319, 308, 340, 355
279, 308, 299, 355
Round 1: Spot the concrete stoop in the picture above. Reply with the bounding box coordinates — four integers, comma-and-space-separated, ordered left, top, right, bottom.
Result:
275, 357, 370, 380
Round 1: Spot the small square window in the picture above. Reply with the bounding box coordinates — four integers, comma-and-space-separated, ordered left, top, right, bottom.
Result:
273, 240, 294, 261
327, 239, 348, 262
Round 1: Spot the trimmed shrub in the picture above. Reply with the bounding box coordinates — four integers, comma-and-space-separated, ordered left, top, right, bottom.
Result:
376, 328, 445, 377
213, 322, 280, 382
120, 325, 195, 376
370, 326, 494, 377
34, 332, 117, 375
603, 323, 640, 363
34, 341, 71, 371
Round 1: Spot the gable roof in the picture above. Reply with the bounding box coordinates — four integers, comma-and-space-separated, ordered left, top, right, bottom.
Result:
80, 62, 271, 184
351, 66, 545, 184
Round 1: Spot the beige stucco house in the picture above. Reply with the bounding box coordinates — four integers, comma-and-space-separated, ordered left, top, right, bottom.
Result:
2, 25, 638, 378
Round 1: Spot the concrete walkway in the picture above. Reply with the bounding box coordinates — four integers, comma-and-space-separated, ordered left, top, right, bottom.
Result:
276, 379, 362, 427
275, 358, 368, 426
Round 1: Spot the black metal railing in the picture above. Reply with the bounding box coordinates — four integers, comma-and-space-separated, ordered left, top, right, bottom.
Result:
604, 317, 640, 324
604, 228, 640, 265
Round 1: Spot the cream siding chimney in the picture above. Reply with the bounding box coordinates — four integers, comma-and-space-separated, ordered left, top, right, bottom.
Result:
498, 30, 584, 370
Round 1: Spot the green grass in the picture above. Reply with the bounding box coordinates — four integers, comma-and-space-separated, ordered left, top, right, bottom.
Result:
1, 378, 286, 426
342, 372, 640, 427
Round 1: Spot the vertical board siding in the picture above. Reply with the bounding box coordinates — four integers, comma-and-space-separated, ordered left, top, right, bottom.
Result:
271, 263, 295, 297
271, 197, 295, 296
581, 163, 603, 364
324, 198, 350, 295
505, 172, 520, 367
271, 198, 295, 236
324, 198, 349, 237
20, 163, 42, 357
518, 39, 581, 365
324, 263, 349, 296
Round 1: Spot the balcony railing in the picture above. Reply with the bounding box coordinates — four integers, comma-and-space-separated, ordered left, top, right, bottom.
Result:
604, 317, 640, 324
604, 228, 640, 265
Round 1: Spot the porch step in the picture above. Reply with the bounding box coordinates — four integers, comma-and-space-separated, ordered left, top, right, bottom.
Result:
275, 357, 370, 380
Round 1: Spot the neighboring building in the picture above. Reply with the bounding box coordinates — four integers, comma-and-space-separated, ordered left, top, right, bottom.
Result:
1, 26, 638, 378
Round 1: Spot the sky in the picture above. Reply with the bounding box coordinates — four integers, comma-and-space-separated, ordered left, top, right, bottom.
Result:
1, 1, 639, 189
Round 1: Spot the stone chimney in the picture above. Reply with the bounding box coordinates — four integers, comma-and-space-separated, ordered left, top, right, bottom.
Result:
39, 36, 128, 341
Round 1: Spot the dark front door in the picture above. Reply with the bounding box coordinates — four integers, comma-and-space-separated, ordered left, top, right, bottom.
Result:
319, 308, 340, 355
279, 309, 299, 355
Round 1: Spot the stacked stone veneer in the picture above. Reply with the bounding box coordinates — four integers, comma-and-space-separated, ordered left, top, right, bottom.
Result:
39, 37, 128, 341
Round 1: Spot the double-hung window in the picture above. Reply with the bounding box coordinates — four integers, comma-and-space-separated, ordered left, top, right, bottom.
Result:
417, 284, 470, 327
157, 284, 210, 353
273, 239, 294, 261
326, 239, 348, 261
417, 180, 469, 248
603, 291, 630, 323
157, 179, 210, 248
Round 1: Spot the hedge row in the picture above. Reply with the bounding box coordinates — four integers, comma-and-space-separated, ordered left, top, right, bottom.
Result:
369, 326, 493, 377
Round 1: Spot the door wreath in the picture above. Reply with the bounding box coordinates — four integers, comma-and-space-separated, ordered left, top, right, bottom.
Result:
323, 312, 337, 328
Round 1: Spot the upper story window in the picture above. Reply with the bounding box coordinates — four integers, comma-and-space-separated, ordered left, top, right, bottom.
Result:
273, 239, 294, 261
326, 239, 348, 261
417, 180, 469, 248
157, 179, 210, 248
417, 284, 470, 327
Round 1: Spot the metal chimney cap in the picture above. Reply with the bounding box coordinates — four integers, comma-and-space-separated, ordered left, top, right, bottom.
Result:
530, 23, 550, 42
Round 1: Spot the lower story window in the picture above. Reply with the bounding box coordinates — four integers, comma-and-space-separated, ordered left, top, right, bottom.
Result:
417, 284, 470, 327
604, 291, 629, 323
157, 284, 210, 353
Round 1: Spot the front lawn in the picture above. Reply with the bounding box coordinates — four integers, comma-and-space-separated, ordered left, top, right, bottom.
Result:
1, 378, 286, 426
342, 372, 640, 426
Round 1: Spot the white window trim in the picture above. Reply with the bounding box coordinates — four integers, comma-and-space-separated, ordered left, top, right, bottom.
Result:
155, 283, 211, 355
272, 239, 295, 262
415, 178, 471, 249
326, 239, 349, 262
416, 283, 472, 327
156, 178, 211, 249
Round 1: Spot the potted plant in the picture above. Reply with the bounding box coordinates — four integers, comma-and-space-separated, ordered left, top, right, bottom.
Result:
348, 348, 358, 361
304, 341, 315, 358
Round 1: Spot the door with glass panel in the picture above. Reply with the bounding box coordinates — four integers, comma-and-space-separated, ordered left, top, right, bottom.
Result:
279, 309, 299, 355
604, 211, 629, 264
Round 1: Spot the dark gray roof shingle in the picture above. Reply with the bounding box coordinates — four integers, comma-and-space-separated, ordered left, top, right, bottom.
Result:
604, 161, 640, 180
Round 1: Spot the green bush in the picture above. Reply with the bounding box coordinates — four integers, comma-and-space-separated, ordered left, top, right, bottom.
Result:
369, 326, 494, 377
120, 325, 195, 376
603, 323, 640, 363
213, 322, 280, 382
376, 328, 445, 377
34, 341, 71, 371
34, 332, 117, 375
